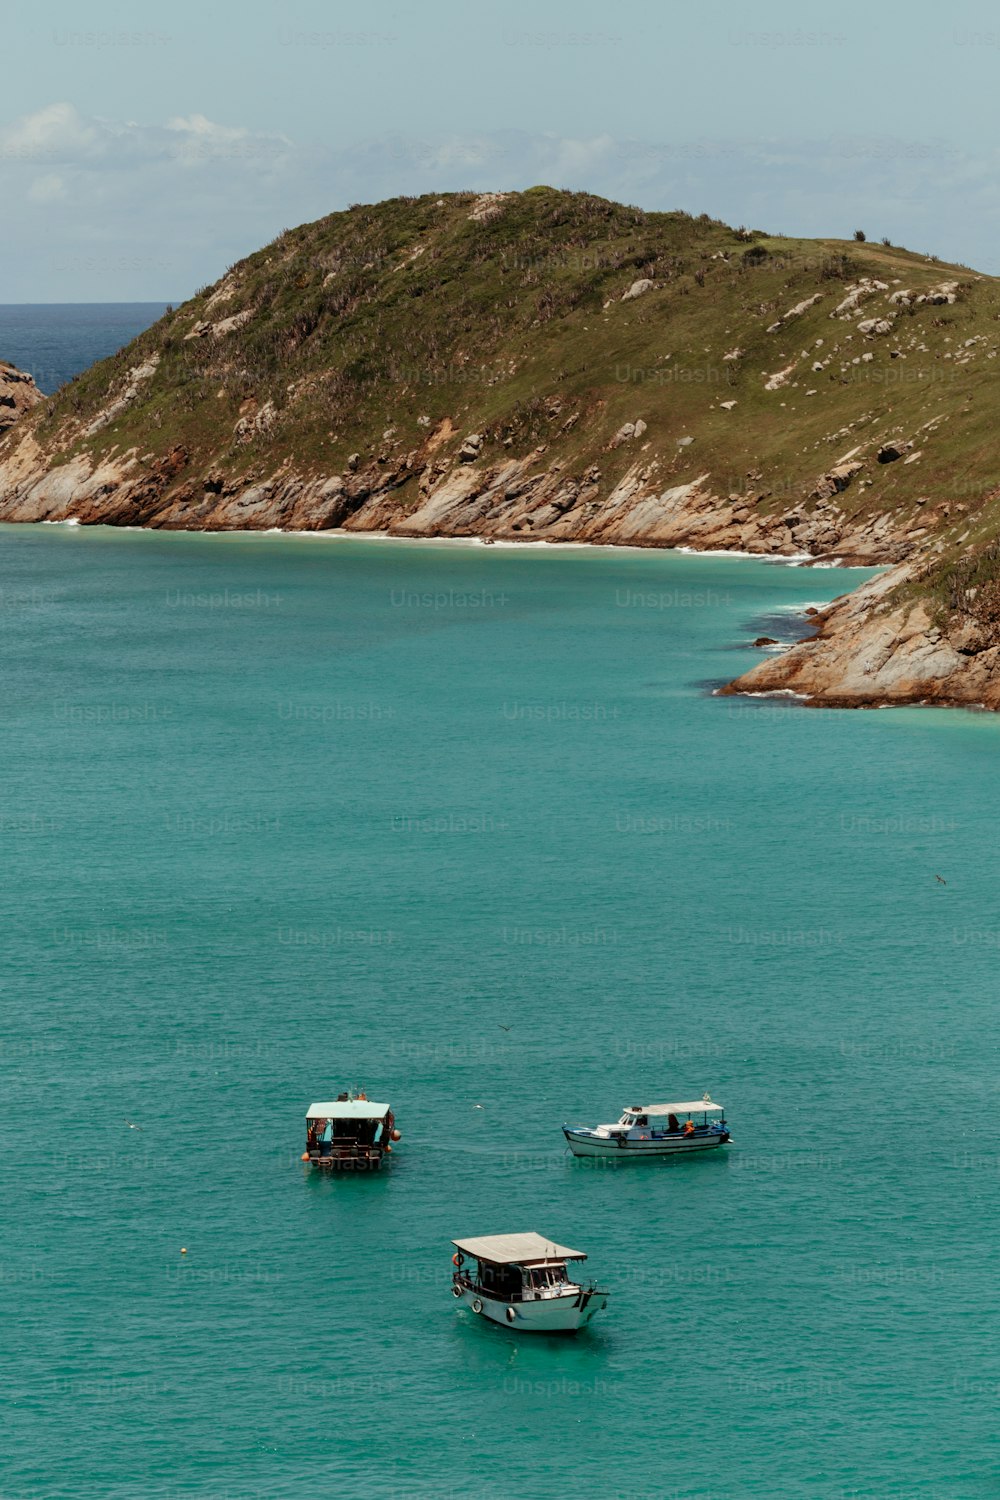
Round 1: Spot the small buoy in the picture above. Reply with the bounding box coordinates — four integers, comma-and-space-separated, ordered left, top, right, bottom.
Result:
180, 1248, 187, 1255
391, 1129, 402, 1142
300, 1152, 310, 1161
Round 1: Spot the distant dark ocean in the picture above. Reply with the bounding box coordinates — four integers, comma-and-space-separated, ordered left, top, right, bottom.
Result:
0, 304, 171, 395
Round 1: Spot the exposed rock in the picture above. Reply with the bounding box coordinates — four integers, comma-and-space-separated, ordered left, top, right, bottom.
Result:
458, 432, 483, 462
233, 399, 277, 444
621, 279, 655, 301
84, 355, 160, 437
857, 317, 893, 336
0, 362, 42, 432
767, 293, 822, 332
764, 362, 797, 391
185, 308, 254, 341
877, 442, 911, 463
721, 567, 1000, 710
832, 279, 889, 319
920, 280, 960, 306
468, 192, 511, 224
211, 309, 254, 337
753, 636, 778, 647
811, 460, 863, 501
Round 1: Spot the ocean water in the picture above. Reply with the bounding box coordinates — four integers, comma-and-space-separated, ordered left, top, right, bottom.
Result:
0, 305, 171, 394
1, 521, 998, 1500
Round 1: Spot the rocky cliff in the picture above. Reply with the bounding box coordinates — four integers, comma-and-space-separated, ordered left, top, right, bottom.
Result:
3, 189, 1000, 707
0, 361, 42, 433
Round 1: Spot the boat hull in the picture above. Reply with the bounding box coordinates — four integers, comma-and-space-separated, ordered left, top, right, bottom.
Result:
307, 1150, 385, 1171
563, 1127, 728, 1158
454, 1284, 607, 1332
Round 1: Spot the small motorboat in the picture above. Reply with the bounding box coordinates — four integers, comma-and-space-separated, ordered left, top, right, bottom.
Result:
563, 1093, 730, 1158
303, 1092, 400, 1171
451, 1231, 608, 1332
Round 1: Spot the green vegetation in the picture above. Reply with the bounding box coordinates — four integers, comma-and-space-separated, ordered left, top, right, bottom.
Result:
11, 187, 1000, 625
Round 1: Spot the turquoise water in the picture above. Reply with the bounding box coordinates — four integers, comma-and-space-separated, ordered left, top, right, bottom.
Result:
2, 524, 998, 1500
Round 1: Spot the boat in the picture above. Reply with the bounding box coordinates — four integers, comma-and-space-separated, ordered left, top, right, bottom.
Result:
302, 1093, 400, 1170
562, 1093, 730, 1158
450, 1231, 608, 1332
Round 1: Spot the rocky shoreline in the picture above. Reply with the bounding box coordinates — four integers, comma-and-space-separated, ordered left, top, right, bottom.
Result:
723, 565, 1000, 711
0, 399, 978, 710
2, 415, 951, 710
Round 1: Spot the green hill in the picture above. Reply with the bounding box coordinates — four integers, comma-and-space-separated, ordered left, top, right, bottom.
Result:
4, 187, 1000, 705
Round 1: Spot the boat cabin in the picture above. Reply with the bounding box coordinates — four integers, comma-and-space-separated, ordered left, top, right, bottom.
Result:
450, 1231, 608, 1331
451, 1232, 586, 1302
304, 1094, 398, 1170
616, 1096, 727, 1140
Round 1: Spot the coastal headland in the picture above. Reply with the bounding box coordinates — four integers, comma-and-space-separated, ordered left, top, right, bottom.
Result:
5, 188, 1000, 708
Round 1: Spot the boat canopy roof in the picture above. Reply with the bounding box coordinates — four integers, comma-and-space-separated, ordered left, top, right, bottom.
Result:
306, 1101, 390, 1120
632, 1100, 723, 1114
452, 1232, 587, 1266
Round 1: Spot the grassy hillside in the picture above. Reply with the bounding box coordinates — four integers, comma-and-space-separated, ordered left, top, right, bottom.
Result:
9, 187, 1000, 627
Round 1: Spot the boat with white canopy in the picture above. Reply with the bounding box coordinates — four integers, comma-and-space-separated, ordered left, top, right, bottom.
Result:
450, 1231, 608, 1332
303, 1092, 400, 1170
562, 1094, 730, 1158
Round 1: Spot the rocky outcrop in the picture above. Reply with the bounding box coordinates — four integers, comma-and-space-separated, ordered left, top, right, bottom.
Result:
721, 566, 1000, 709
0, 362, 42, 432
621, 278, 654, 301
84, 354, 159, 437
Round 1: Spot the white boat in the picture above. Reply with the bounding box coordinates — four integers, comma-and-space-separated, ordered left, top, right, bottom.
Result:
562, 1094, 731, 1158
451, 1232, 608, 1333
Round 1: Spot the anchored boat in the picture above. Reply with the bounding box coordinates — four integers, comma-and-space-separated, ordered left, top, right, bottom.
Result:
451, 1231, 608, 1332
303, 1093, 400, 1171
563, 1093, 730, 1158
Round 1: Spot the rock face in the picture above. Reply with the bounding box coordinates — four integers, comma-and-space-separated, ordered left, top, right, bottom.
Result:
0, 362, 42, 432
722, 566, 1000, 710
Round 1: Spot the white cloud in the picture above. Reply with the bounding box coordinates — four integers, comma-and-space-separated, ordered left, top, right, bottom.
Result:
0, 102, 100, 162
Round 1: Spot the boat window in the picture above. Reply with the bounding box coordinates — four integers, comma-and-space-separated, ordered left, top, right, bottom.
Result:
526, 1265, 567, 1289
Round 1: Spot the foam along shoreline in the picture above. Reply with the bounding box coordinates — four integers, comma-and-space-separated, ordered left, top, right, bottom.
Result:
26, 517, 846, 569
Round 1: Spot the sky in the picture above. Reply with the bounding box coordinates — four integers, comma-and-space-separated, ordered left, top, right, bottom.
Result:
5, 0, 1000, 300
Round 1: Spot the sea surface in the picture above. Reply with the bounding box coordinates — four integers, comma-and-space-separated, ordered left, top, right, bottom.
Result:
1, 522, 998, 1500
2, 312, 998, 1499
0, 305, 171, 394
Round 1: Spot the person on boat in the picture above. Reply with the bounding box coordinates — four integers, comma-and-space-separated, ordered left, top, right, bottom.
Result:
683, 1119, 695, 1137
668, 1114, 679, 1133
